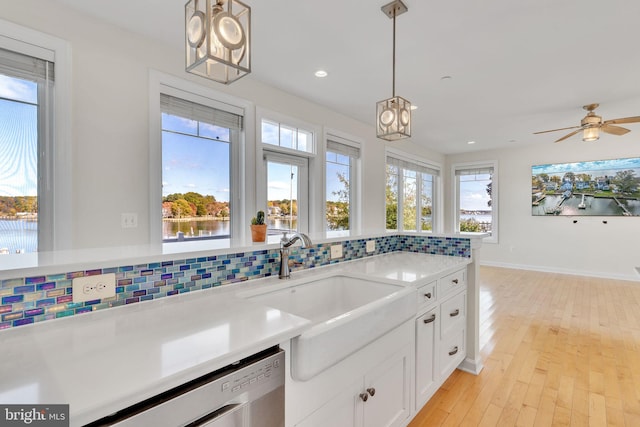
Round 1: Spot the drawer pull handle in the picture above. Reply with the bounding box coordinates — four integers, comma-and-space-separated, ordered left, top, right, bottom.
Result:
367, 388, 376, 397
423, 314, 436, 324
359, 392, 368, 402
450, 309, 460, 317
449, 346, 459, 356
424, 292, 432, 299
452, 279, 459, 284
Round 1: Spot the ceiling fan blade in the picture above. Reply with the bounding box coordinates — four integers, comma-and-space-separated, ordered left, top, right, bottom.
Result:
533, 125, 581, 135
554, 128, 583, 143
604, 116, 640, 125
601, 124, 630, 136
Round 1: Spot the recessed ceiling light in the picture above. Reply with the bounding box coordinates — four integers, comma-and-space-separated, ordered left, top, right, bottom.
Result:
467, 140, 476, 145
314, 70, 328, 78
440, 75, 452, 81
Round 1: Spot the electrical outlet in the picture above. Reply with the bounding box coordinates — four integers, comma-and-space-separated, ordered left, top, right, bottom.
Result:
121, 213, 138, 229
366, 240, 376, 253
72, 273, 116, 303
330, 244, 343, 259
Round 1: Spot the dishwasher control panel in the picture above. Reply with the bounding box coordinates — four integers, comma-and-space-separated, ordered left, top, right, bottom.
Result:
222, 352, 282, 395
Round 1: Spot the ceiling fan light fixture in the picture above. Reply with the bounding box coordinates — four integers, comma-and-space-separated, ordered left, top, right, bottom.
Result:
582, 127, 599, 142
185, 0, 251, 85
377, 0, 411, 141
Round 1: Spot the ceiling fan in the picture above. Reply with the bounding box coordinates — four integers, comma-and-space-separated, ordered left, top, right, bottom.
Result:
534, 103, 640, 143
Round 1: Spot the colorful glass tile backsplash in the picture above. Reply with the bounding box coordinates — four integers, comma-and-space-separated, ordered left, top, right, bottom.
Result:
0, 234, 470, 330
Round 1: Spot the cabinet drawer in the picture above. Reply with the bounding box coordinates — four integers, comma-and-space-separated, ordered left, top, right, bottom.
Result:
438, 269, 465, 298
439, 327, 465, 379
416, 281, 436, 312
440, 291, 466, 338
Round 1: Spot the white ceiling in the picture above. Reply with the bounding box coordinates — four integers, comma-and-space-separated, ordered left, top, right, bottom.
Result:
54, 0, 640, 154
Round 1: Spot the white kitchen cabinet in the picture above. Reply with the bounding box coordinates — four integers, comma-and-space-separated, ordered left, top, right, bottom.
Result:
298, 346, 411, 427
414, 267, 467, 415
415, 307, 438, 409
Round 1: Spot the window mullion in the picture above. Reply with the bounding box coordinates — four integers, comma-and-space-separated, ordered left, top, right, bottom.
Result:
416, 172, 422, 232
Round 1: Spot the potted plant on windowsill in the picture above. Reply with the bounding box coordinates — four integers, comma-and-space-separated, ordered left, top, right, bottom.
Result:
250, 210, 267, 243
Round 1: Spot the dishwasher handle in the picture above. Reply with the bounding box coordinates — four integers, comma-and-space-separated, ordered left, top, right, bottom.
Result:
186, 403, 248, 427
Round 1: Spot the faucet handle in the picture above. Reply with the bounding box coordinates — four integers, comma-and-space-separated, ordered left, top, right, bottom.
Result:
280, 232, 288, 244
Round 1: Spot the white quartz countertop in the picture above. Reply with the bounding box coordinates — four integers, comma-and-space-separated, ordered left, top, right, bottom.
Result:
0, 252, 470, 426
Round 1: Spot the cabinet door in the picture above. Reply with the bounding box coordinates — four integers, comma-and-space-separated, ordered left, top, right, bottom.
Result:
296, 378, 362, 427
362, 347, 410, 427
415, 308, 438, 410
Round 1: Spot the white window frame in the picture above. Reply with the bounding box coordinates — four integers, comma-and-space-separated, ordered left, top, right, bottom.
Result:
0, 19, 72, 252
262, 151, 309, 236
324, 129, 362, 236
385, 148, 442, 233
149, 70, 254, 248
451, 160, 498, 243
256, 107, 320, 234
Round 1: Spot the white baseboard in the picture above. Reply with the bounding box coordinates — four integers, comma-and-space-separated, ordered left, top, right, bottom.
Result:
458, 357, 483, 376
480, 260, 640, 283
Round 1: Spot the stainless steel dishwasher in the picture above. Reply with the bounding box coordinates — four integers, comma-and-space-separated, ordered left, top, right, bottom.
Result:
86, 346, 284, 427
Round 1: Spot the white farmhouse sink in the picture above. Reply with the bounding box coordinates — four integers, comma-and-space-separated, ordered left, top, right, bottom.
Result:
243, 274, 416, 381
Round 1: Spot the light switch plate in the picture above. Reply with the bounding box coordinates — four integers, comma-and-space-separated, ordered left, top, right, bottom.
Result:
72, 273, 116, 303
366, 240, 376, 253
330, 244, 343, 259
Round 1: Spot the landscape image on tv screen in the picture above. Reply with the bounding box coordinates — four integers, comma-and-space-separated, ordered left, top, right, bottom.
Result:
532, 157, 640, 216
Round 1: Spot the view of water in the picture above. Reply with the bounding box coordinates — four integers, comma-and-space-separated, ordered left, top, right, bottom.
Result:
0, 219, 37, 253
163, 218, 299, 240
533, 195, 640, 216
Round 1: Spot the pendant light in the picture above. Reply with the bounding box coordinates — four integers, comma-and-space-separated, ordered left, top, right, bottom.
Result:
185, 0, 251, 84
377, 0, 411, 141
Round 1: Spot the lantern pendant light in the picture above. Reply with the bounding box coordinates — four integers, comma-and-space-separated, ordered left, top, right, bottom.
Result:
185, 0, 251, 84
377, 0, 411, 141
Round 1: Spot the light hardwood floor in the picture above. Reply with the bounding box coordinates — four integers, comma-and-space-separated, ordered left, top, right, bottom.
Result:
408, 266, 640, 427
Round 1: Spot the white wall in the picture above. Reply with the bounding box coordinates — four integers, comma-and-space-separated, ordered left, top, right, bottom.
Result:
446, 137, 640, 281
0, 0, 444, 251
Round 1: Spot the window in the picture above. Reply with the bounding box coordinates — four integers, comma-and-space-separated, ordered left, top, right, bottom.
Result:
0, 47, 54, 253
386, 152, 439, 232
264, 153, 308, 234
160, 92, 243, 242
325, 138, 360, 233
258, 111, 318, 236
262, 119, 313, 153
453, 162, 497, 242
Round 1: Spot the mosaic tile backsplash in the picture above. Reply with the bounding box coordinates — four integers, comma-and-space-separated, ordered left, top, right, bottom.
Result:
0, 234, 471, 330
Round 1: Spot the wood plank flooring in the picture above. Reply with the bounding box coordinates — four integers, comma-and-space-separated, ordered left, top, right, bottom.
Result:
408, 266, 640, 427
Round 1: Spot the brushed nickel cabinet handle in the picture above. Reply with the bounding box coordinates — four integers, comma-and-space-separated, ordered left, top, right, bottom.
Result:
424, 292, 432, 299
367, 388, 376, 397
452, 279, 459, 284
359, 392, 368, 402
423, 314, 436, 324
450, 309, 460, 317
449, 346, 459, 356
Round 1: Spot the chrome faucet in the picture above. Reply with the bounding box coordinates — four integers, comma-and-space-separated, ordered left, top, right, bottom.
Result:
279, 232, 312, 279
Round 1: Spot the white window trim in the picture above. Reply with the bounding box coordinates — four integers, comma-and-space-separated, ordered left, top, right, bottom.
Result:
324, 128, 362, 236
0, 19, 72, 251
385, 148, 442, 233
149, 70, 255, 248
451, 160, 498, 243
255, 107, 321, 233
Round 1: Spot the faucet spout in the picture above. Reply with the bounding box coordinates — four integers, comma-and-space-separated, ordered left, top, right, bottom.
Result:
279, 232, 312, 279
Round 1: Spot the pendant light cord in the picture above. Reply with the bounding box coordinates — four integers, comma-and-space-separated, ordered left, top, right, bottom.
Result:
392, 8, 396, 97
